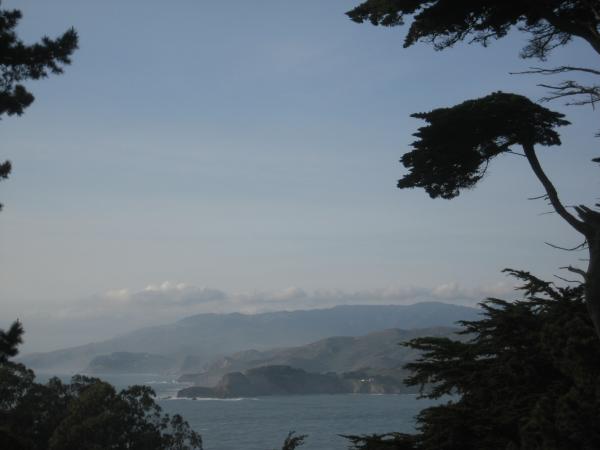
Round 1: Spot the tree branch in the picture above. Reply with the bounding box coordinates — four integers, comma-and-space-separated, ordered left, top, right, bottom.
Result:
545, 240, 588, 251
559, 265, 587, 279
542, 11, 600, 56
511, 66, 600, 76
538, 81, 600, 107
554, 274, 582, 283
522, 142, 588, 234
528, 193, 549, 200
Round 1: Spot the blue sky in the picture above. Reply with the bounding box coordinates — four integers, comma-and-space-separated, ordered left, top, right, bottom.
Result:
1, 1, 598, 351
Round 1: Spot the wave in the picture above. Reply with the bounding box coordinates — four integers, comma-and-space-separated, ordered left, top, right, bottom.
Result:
144, 380, 186, 385
161, 396, 259, 402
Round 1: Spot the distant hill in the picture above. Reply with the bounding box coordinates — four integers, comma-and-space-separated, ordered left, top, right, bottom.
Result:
177, 365, 411, 398
180, 326, 459, 386
20, 302, 479, 373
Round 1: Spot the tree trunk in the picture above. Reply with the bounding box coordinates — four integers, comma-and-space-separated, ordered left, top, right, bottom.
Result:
578, 207, 600, 340
522, 143, 600, 340
586, 230, 600, 338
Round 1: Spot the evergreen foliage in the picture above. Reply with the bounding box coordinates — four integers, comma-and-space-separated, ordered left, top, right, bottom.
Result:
0, 323, 202, 450
345, 271, 600, 450
399, 92, 569, 199
0, 0, 78, 209
346, 0, 600, 59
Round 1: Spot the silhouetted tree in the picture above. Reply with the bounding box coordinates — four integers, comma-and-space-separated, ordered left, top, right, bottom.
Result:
0, 322, 202, 450
347, 0, 600, 340
346, 0, 600, 58
0, 1, 78, 209
347, 1, 600, 108
345, 270, 600, 449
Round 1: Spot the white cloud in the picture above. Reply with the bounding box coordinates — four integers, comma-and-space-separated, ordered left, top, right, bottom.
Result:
105, 289, 131, 302
131, 282, 226, 307
47, 278, 517, 323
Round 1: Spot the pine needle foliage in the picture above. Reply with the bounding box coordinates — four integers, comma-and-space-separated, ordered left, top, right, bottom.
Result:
346, 270, 600, 450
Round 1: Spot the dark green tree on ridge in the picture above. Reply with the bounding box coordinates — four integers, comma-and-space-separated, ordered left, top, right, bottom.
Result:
0, 0, 78, 210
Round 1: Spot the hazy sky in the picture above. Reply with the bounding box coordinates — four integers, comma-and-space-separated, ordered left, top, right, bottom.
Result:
1, 1, 598, 351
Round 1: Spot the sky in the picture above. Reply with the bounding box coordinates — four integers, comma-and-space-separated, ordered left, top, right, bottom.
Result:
1, 0, 598, 352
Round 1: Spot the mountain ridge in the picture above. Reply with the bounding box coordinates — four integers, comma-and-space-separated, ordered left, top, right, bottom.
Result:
20, 302, 479, 373
179, 326, 459, 386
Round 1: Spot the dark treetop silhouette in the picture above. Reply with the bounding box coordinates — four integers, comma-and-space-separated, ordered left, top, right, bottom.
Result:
0, 0, 78, 210
347, 0, 600, 340
346, 0, 600, 58
0, 322, 203, 450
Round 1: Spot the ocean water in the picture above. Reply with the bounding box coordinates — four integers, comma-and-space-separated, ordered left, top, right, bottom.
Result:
36, 373, 444, 450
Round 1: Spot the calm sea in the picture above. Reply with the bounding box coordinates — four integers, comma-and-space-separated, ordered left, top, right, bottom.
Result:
37, 373, 444, 450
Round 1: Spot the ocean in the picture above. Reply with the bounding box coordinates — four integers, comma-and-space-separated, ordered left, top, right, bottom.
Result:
36, 373, 444, 450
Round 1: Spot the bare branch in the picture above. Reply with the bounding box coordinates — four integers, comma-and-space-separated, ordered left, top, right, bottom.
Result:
559, 265, 587, 279
554, 274, 582, 284
511, 66, 600, 76
528, 193, 549, 200
511, 65, 600, 109
538, 81, 600, 107
544, 240, 588, 251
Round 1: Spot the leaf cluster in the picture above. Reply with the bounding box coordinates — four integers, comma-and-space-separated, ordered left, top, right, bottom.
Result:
399, 92, 569, 198
346, 0, 600, 60
0, 1, 78, 117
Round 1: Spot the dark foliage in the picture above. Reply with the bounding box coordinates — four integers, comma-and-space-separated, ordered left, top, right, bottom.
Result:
0, 320, 23, 363
276, 431, 307, 450
343, 433, 418, 449
346, 0, 600, 59
399, 92, 569, 198
0, 0, 78, 209
0, 323, 202, 450
346, 271, 600, 450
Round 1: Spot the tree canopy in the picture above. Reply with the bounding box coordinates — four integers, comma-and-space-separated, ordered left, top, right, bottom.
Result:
346, 0, 600, 59
399, 92, 569, 199
0, 0, 78, 209
0, 322, 202, 450
345, 270, 600, 450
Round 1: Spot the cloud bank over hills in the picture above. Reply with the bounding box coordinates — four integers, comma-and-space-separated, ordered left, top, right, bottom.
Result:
6, 280, 514, 353
68, 279, 513, 317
